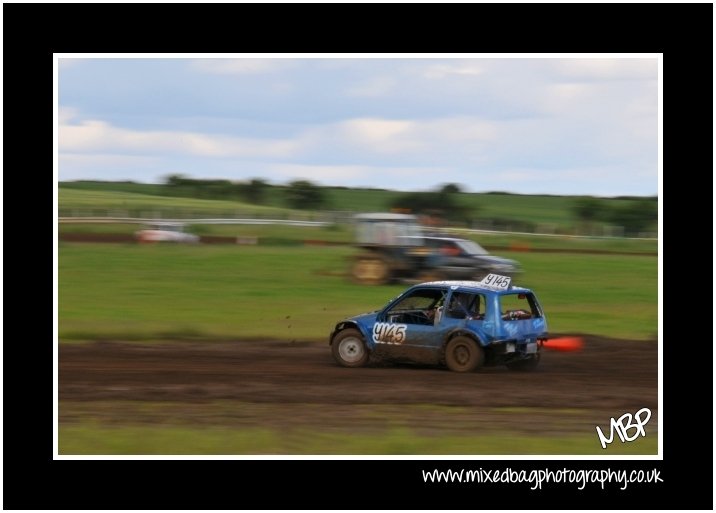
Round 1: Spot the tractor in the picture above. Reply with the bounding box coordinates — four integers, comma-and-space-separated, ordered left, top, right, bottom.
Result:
349, 213, 520, 285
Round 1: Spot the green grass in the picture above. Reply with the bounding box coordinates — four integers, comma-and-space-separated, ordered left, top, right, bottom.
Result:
58, 424, 656, 455
445, 230, 657, 254
58, 244, 657, 341
58, 400, 659, 455
508, 253, 658, 339
58, 188, 293, 217
58, 245, 404, 341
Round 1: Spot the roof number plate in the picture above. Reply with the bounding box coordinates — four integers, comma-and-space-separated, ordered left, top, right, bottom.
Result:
480, 274, 512, 290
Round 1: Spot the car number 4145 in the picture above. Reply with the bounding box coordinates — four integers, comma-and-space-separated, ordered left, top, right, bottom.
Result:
373, 322, 407, 344
481, 273, 511, 290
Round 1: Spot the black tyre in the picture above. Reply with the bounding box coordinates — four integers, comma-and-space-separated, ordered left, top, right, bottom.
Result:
506, 353, 540, 372
331, 328, 369, 368
352, 258, 390, 285
444, 336, 484, 372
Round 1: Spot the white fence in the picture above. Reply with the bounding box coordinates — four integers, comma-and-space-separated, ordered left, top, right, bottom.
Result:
58, 217, 330, 227
58, 216, 657, 241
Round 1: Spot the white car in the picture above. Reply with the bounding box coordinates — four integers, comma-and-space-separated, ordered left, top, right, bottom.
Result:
135, 223, 200, 243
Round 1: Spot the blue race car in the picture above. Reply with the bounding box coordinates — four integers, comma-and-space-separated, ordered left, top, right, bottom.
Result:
329, 274, 547, 372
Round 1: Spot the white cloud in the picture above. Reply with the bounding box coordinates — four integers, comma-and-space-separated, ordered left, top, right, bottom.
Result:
497, 169, 535, 182
58, 153, 162, 182
190, 58, 288, 75
266, 163, 450, 188
60, 152, 160, 167
326, 116, 497, 159
59, 115, 301, 158
336, 118, 416, 151
548, 58, 658, 81
422, 62, 484, 79
345, 76, 397, 97
58, 109, 501, 175
420, 117, 497, 143
58, 106, 79, 124
266, 163, 367, 183
536, 82, 593, 114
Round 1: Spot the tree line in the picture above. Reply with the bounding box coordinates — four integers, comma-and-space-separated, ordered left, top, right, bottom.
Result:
571, 196, 657, 236
163, 176, 475, 222
84, 175, 656, 236
164, 174, 327, 210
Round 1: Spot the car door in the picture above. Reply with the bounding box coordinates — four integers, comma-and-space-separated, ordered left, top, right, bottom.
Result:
372, 286, 449, 351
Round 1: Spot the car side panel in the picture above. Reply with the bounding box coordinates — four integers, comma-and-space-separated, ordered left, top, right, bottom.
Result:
375, 322, 449, 349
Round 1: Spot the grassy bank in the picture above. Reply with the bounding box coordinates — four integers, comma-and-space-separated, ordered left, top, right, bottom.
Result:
58, 244, 657, 341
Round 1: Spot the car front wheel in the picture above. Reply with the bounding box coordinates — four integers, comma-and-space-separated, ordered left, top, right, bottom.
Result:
331, 328, 369, 368
444, 336, 484, 372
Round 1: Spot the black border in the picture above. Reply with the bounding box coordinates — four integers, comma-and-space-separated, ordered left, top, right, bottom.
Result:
4, 2, 712, 510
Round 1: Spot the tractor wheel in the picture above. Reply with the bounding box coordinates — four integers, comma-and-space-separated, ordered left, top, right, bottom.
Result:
352, 257, 390, 285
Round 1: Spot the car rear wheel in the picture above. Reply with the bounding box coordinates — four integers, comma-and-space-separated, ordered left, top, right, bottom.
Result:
444, 336, 484, 372
331, 329, 369, 368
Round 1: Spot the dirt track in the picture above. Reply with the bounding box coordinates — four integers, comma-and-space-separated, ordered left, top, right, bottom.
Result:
58, 232, 657, 255
59, 336, 658, 436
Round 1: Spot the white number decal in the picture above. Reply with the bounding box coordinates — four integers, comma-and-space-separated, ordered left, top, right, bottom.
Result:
481, 273, 511, 290
372, 322, 408, 344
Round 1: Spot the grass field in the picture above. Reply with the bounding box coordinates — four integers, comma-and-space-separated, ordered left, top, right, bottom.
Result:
59, 424, 656, 455
58, 400, 657, 455
58, 188, 292, 217
58, 244, 657, 341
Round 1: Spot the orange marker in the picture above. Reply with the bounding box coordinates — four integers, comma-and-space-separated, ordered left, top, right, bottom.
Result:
542, 337, 584, 352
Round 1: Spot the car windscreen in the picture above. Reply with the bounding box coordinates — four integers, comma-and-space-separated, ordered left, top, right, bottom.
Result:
454, 239, 488, 255
389, 289, 445, 311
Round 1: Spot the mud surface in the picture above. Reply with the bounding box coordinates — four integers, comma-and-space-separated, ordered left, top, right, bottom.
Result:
59, 336, 658, 437
59, 336, 656, 407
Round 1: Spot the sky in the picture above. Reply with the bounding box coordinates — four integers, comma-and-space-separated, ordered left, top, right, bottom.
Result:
57, 55, 660, 196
